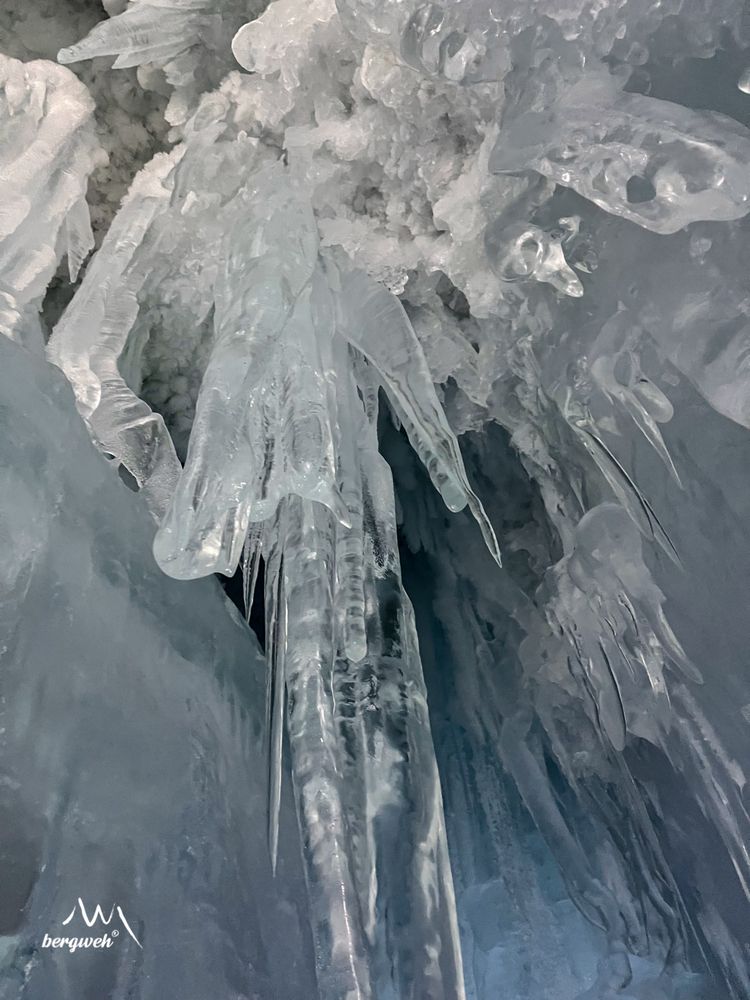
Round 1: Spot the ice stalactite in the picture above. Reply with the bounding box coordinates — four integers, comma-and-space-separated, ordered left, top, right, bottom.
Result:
49, 146, 498, 995
47, 151, 183, 519
149, 167, 501, 998
0, 55, 104, 350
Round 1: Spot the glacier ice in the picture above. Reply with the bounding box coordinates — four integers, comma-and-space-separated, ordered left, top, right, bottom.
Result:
0, 333, 315, 999
2, 0, 750, 998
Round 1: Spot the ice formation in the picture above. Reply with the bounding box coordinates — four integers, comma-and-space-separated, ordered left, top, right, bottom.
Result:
0, 55, 104, 350
2, 0, 750, 998
0, 334, 315, 999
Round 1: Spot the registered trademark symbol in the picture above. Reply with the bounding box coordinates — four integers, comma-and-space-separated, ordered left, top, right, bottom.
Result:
111, 930, 119, 937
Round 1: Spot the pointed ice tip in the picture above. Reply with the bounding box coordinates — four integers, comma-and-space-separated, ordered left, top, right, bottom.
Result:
57, 46, 77, 65
267, 803, 280, 877
467, 493, 502, 568
345, 637, 368, 663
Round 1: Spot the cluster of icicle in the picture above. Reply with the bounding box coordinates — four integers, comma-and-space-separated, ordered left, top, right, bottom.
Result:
48, 156, 499, 998
0, 54, 105, 351
8, 0, 750, 994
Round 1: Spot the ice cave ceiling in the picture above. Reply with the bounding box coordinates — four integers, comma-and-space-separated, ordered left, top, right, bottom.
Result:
1, 1, 750, 999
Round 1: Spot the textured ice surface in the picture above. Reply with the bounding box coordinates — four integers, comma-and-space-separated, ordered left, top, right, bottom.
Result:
489, 72, 750, 234
0, 55, 104, 349
3, 0, 750, 998
0, 334, 315, 999
58, 0, 269, 128
0, 0, 169, 277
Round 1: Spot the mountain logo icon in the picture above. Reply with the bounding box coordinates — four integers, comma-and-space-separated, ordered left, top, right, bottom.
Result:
61, 898, 143, 949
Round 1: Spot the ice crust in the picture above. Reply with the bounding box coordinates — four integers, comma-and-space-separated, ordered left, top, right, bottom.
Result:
2, 0, 750, 997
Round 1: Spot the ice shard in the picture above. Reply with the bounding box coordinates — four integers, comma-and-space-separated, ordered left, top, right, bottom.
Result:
58, 0, 269, 127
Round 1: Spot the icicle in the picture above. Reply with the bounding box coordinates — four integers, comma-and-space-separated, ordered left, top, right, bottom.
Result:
282, 495, 373, 999
333, 384, 467, 999
64, 195, 95, 283
58, 9, 197, 67
241, 522, 263, 622
333, 348, 368, 663
153, 166, 322, 578
262, 509, 288, 873
325, 250, 502, 567
47, 152, 182, 520
566, 407, 682, 567
588, 310, 682, 488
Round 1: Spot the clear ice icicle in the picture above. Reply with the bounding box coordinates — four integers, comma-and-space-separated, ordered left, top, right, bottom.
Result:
153, 167, 329, 579
47, 154, 183, 520
325, 250, 502, 566
280, 495, 373, 999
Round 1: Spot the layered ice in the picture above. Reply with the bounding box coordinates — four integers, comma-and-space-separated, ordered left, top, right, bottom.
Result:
2, 0, 750, 998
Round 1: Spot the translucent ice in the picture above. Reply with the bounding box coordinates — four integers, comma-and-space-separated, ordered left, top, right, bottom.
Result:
0, 55, 104, 350
58, 0, 268, 126
0, 334, 315, 1000
490, 74, 750, 234
47, 152, 184, 520
4, 0, 750, 997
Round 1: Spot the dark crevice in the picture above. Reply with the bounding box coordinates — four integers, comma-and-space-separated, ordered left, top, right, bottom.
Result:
220, 558, 266, 649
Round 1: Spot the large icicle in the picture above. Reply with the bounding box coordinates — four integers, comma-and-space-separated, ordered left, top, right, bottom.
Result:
142, 164, 477, 997
153, 165, 340, 578
278, 495, 373, 999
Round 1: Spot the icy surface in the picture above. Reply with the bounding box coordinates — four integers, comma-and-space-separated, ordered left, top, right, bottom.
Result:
0, 0, 169, 277
2, 0, 750, 998
0, 334, 315, 999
